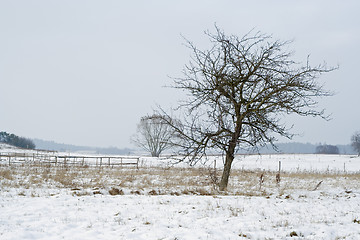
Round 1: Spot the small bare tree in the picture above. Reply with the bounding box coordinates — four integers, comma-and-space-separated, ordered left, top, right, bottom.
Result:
160, 27, 336, 190
351, 132, 360, 156
132, 114, 176, 157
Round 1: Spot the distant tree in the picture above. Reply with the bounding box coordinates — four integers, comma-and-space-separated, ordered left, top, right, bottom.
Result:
0, 131, 36, 149
315, 144, 339, 154
132, 114, 177, 157
160, 26, 336, 190
351, 132, 360, 156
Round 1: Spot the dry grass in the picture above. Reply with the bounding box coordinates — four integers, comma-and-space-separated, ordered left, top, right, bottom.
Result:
0, 168, 13, 180
0, 163, 359, 196
229, 169, 360, 193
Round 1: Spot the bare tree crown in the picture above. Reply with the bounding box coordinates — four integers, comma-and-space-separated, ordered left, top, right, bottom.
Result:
169, 28, 335, 157
160, 27, 336, 190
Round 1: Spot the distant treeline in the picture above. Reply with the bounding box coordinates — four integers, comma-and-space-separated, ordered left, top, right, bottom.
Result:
0, 131, 36, 149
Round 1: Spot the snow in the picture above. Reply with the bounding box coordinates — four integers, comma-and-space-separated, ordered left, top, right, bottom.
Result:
1, 146, 360, 239
1, 192, 359, 239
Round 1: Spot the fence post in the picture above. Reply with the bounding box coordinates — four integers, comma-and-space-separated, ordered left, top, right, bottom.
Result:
276, 161, 281, 186
278, 161, 281, 172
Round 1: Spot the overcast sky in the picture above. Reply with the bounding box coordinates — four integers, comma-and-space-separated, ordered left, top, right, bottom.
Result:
0, 0, 359, 148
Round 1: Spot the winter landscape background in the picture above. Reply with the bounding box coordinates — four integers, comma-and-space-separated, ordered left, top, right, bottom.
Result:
1, 0, 360, 239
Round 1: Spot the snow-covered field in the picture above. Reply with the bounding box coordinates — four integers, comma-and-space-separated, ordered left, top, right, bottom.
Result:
143, 153, 360, 173
1, 191, 359, 240
1, 145, 360, 239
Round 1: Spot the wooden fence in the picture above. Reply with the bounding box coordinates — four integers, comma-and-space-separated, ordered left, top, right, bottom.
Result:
0, 152, 139, 168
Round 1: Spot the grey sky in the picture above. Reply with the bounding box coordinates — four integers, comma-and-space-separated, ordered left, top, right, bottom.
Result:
0, 0, 359, 148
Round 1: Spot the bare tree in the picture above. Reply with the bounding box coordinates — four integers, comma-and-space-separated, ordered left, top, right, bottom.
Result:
351, 132, 360, 156
161, 27, 336, 190
132, 114, 176, 157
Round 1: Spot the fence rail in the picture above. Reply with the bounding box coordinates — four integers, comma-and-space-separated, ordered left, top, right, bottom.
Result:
0, 152, 139, 168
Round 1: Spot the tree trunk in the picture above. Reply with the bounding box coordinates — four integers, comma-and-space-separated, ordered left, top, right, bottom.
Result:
151, 152, 159, 157
219, 144, 236, 191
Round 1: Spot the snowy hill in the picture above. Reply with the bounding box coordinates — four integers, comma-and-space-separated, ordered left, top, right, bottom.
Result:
0, 143, 18, 150
32, 138, 133, 155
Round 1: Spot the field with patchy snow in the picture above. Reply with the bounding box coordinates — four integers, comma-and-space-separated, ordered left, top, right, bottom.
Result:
1, 146, 360, 239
